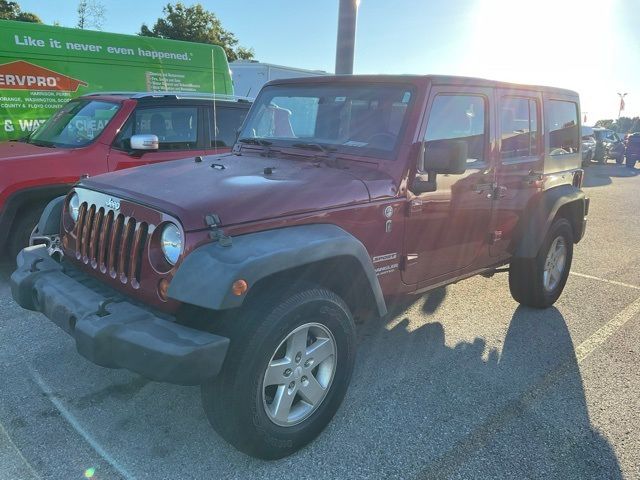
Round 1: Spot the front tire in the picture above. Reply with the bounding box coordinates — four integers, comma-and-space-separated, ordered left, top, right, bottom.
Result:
7, 203, 45, 262
509, 218, 573, 308
201, 287, 356, 459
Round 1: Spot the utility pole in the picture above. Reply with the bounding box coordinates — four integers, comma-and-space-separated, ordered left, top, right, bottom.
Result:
617, 92, 628, 119
335, 0, 359, 74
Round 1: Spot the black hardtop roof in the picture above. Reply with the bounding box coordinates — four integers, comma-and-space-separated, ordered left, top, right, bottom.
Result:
265, 74, 579, 97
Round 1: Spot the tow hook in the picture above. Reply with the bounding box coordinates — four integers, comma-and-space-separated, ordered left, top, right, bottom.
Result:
29, 227, 64, 260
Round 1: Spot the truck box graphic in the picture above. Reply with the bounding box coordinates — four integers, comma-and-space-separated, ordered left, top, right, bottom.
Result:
0, 20, 232, 140
0, 61, 88, 91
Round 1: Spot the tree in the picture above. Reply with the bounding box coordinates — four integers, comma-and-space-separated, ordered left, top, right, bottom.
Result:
139, 3, 254, 62
594, 117, 640, 135
0, 0, 42, 22
595, 119, 615, 130
77, 0, 105, 30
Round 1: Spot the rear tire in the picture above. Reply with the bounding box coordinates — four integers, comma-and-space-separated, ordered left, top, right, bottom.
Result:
7, 204, 45, 263
616, 154, 624, 165
509, 218, 573, 308
201, 286, 356, 459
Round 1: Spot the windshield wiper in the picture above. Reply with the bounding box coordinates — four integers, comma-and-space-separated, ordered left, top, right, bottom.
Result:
238, 137, 272, 147
28, 139, 56, 148
291, 142, 337, 155
291, 142, 345, 168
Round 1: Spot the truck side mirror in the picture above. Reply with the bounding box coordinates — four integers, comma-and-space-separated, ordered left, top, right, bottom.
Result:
130, 134, 159, 152
423, 140, 468, 174
412, 140, 468, 194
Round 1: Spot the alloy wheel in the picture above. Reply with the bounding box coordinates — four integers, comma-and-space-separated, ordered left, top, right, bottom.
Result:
262, 322, 337, 427
543, 236, 567, 292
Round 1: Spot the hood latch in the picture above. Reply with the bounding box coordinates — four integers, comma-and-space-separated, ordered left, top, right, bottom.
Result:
204, 214, 232, 247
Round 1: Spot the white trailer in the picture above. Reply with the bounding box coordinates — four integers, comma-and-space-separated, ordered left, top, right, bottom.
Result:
230, 61, 328, 98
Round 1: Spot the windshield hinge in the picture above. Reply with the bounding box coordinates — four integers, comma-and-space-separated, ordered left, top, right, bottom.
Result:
204, 214, 232, 247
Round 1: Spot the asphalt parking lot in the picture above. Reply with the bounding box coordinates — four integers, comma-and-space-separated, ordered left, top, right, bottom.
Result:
1, 163, 639, 480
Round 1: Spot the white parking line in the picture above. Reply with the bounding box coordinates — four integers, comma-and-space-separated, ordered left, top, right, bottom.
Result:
0, 421, 40, 479
575, 294, 640, 363
420, 293, 640, 479
570, 271, 640, 290
29, 368, 134, 480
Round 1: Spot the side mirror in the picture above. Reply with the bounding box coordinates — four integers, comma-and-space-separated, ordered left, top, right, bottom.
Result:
412, 140, 468, 194
130, 134, 159, 151
422, 140, 468, 174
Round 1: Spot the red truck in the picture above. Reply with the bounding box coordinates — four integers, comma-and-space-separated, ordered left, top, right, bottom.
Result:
11, 75, 588, 458
0, 92, 250, 259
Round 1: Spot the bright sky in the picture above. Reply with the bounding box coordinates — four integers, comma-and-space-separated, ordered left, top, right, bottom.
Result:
19, 0, 640, 123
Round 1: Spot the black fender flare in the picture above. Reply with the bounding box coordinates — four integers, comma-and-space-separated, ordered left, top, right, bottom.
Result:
35, 195, 66, 235
168, 224, 387, 316
514, 184, 587, 258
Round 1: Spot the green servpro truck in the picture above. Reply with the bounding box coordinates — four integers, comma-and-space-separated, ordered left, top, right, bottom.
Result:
0, 20, 233, 140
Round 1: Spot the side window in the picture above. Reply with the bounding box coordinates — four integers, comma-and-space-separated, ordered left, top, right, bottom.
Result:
114, 106, 199, 151
500, 97, 539, 160
424, 94, 486, 168
209, 106, 248, 147
548, 100, 579, 156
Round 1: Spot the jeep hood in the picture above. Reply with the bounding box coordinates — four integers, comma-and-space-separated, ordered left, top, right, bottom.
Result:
79, 153, 379, 231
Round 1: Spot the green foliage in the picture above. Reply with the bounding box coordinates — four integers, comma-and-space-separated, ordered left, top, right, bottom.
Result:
0, 0, 42, 22
595, 119, 615, 130
77, 0, 105, 30
139, 2, 254, 62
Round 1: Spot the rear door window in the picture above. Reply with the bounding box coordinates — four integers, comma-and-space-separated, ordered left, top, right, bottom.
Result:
500, 97, 539, 160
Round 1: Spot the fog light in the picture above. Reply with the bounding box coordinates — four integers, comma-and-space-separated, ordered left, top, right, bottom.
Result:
232, 279, 248, 296
158, 278, 170, 301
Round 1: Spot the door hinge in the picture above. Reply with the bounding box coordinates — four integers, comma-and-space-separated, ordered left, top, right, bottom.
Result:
406, 199, 423, 217
401, 253, 419, 270
488, 230, 502, 244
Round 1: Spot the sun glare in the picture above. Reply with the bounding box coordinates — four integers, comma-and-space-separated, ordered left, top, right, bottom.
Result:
464, 0, 620, 120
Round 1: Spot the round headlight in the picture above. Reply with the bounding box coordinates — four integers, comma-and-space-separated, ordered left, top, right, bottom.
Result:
69, 193, 80, 222
160, 223, 182, 265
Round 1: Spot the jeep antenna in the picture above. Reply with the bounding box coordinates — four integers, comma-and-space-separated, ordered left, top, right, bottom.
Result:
212, 50, 218, 150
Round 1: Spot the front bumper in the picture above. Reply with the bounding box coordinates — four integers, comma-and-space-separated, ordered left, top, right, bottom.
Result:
10, 246, 230, 385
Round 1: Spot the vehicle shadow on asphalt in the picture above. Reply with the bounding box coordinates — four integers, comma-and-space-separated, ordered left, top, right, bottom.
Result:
349, 298, 623, 479
0, 261, 623, 478
583, 163, 640, 188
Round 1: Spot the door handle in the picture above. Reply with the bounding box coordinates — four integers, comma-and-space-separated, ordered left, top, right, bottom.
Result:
473, 182, 496, 195
473, 183, 506, 199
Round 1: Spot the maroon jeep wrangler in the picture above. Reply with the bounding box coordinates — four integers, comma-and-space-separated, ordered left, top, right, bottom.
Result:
11, 75, 588, 459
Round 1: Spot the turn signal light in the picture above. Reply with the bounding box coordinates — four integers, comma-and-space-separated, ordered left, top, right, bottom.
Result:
232, 279, 248, 296
158, 278, 170, 301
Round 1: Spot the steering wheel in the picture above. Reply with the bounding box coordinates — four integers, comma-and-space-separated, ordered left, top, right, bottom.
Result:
366, 132, 396, 146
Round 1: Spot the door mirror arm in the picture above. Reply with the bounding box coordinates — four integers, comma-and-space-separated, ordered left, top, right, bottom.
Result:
412, 142, 438, 193
413, 171, 438, 194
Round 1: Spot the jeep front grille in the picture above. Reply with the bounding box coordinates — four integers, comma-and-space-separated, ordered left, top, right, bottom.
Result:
74, 202, 149, 289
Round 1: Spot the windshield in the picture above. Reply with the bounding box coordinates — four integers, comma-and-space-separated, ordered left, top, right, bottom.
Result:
594, 130, 609, 141
28, 100, 120, 148
238, 83, 414, 159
